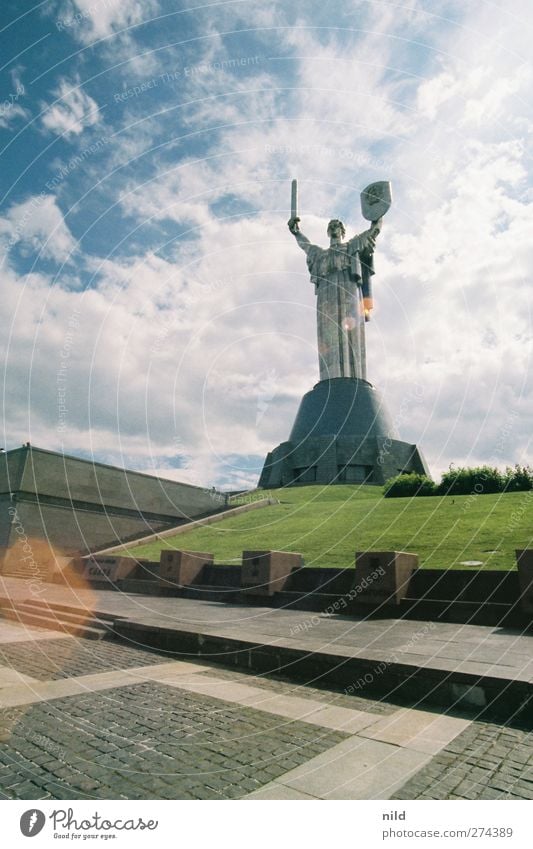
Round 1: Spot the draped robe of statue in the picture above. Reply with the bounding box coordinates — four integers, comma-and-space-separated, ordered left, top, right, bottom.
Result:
293, 228, 376, 381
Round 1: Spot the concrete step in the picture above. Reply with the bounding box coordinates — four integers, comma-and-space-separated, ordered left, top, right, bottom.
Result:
2, 568, 34, 578
1, 567, 49, 580
0, 605, 108, 640
178, 585, 242, 602
113, 617, 533, 724
18, 602, 115, 633
21, 599, 117, 625
118, 579, 162, 595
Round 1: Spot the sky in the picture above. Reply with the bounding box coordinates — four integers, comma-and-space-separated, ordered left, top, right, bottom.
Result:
0, 0, 531, 490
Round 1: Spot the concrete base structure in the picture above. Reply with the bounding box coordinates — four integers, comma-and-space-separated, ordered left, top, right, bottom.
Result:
259, 377, 429, 488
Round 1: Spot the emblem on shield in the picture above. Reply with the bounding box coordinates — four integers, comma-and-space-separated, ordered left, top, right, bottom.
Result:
360, 181, 392, 221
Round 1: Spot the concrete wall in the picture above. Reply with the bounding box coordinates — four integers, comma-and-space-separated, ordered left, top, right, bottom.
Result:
0, 495, 13, 549
4, 499, 178, 555
0, 448, 26, 494
0, 446, 226, 561
15, 447, 219, 519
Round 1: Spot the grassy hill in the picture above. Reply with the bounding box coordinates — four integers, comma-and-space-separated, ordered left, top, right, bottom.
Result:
128, 485, 533, 570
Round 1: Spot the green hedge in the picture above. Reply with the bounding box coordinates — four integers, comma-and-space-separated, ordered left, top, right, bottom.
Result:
383, 473, 436, 498
384, 465, 533, 498
504, 465, 533, 492
438, 466, 505, 495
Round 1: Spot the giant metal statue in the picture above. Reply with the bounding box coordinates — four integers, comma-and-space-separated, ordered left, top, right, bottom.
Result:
287, 179, 391, 382
257, 179, 429, 489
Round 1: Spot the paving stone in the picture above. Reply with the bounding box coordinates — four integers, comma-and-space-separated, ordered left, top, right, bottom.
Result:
392, 719, 533, 800
478, 787, 504, 799
358, 708, 470, 754
277, 736, 432, 799
0, 680, 347, 800
0, 638, 173, 681
246, 782, 317, 799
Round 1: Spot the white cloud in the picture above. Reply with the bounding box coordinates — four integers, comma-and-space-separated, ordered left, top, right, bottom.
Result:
0, 66, 30, 129
0, 194, 77, 262
60, 0, 159, 44
41, 76, 101, 138
462, 65, 531, 127
0, 103, 31, 130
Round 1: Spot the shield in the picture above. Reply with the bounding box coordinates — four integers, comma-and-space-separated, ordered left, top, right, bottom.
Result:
360, 181, 392, 221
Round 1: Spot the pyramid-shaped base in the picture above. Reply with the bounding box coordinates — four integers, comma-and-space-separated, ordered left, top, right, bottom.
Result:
259, 378, 429, 488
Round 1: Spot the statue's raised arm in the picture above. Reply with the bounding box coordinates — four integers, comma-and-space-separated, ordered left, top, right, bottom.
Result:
287, 216, 315, 255
288, 179, 318, 255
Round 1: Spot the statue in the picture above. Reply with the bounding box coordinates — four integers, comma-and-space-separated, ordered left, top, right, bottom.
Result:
287, 180, 391, 382
258, 179, 430, 489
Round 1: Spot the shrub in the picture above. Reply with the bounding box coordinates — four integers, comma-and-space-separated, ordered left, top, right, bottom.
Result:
504, 464, 533, 492
438, 465, 505, 496
383, 473, 436, 498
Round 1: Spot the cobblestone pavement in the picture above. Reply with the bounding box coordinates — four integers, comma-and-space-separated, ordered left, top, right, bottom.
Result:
0, 681, 346, 800
0, 638, 171, 680
392, 720, 533, 800
0, 626, 532, 800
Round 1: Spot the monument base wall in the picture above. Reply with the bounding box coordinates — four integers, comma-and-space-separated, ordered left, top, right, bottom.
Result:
259, 435, 428, 487
259, 377, 429, 488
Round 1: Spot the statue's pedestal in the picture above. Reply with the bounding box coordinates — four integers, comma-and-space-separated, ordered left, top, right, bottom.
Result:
258, 378, 429, 488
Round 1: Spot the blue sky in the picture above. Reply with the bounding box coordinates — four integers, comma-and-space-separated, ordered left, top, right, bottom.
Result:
1, 0, 531, 488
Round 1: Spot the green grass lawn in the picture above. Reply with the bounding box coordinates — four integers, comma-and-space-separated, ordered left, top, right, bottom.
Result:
129, 485, 533, 570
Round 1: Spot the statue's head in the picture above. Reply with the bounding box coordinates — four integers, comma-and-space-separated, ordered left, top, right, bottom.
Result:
327, 219, 345, 240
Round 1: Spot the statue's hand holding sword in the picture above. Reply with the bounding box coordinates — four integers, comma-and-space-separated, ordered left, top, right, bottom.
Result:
288, 178, 300, 233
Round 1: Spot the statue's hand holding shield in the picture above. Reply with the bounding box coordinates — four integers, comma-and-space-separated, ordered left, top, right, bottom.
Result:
359, 181, 392, 322
360, 181, 392, 223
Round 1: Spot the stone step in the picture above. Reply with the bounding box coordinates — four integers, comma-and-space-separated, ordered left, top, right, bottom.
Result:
1, 568, 34, 578
0, 604, 109, 640
179, 585, 242, 602
1, 566, 49, 579
21, 598, 117, 624
18, 601, 115, 633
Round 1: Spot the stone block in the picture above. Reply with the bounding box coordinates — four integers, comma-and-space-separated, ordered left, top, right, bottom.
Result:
355, 550, 417, 605
241, 550, 301, 596
83, 555, 138, 582
515, 550, 533, 614
158, 550, 213, 587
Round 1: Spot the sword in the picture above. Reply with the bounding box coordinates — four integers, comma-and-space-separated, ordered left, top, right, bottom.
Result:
291, 178, 298, 220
